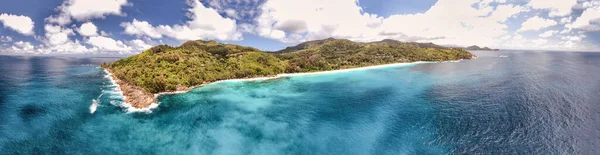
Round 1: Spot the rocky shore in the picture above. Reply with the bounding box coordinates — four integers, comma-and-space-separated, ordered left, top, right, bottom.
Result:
104, 68, 271, 109
105, 69, 159, 108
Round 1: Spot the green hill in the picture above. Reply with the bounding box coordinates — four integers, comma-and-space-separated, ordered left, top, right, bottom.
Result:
102, 38, 474, 94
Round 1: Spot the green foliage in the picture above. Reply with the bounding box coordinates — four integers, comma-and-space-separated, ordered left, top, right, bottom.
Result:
106, 39, 474, 93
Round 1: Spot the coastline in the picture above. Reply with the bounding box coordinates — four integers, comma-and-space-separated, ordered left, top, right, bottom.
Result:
104, 60, 465, 112
102, 69, 160, 113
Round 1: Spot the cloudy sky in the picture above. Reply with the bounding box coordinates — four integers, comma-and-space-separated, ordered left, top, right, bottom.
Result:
0, 0, 599, 55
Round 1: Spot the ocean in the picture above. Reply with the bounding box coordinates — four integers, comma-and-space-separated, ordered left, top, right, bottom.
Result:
0, 51, 599, 154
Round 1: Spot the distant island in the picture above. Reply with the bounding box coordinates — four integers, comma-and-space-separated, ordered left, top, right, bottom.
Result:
464, 45, 499, 51
100, 38, 476, 108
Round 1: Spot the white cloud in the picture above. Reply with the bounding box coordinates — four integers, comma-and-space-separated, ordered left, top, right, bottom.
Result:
100, 31, 110, 36
121, 19, 162, 38
488, 4, 526, 22
560, 17, 571, 24
11, 41, 35, 52
78, 22, 98, 36
561, 35, 586, 42
256, 0, 383, 43
582, 1, 600, 8
158, 0, 241, 41
127, 39, 152, 51
0, 36, 13, 42
37, 24, 94, 54
513, 34, 523, 40
527, 0, 577, 17
559, 29, 570, 34
532, 38, 547, 46
44, 24, 75, 45
0, 13, 35, 36
15, 23, 139, 54
539, 30, 557, 38
517, 16, 557, 32
566, 6, 600, 31
255, 0, 523, 47
21, 0, 148, 54
224, 9, 239, 19
47, 0, 129, 25
45, 14, 71, 26
87, 36, 131, 52
38, 40, 93, 54
4, 0, 598, 53
120, 0, 241, 41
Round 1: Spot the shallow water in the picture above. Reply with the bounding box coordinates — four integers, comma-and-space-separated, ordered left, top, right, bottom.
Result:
0, 51, 599, 154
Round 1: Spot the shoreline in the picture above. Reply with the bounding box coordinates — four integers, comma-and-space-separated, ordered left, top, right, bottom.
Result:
104, 60, 464, 112
102, 69, 160, 113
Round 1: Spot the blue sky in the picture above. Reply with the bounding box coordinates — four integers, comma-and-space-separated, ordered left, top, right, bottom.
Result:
0, 0, 599, 55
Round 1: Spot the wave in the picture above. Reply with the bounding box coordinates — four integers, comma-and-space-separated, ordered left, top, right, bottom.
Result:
90, 99, 99, 114
90, 84, 105, 114
101, 68, 160, 114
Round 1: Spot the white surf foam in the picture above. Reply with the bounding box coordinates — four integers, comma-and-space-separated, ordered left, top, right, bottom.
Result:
101, 68, 160, 114
122, 102, 160, 114
90, 99, 99, 114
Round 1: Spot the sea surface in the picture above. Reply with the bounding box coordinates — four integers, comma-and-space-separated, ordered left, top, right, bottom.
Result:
0, 51, 599, 154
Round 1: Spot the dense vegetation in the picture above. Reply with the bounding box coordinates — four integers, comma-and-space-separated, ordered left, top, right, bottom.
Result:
103, 38, 474, 93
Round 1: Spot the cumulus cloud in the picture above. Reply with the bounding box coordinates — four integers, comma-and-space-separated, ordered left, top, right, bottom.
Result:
560, 17, 572, 24
121, 19, 162, 38
35, 24, 94, 54
532, 38, 548, 46
0, 13, 35, 36
488, 4, 526, 22
127, 39, 152, 51
561, 35, 586, 42
517, 16, 557, 32
87, 36, 131, 52
16, 20, 143, 54
527, 0, 577, 17
255, 0, 524, 47
30, 24, 133, 54
120, 0, 241, 41
566, 6, 600, 31
582, 1, 600, 8
78, 22, 98, 36
45, 14, 71, 26
44, 24, 75, 45
3, 0, 599, 53
0, 36, 13, 42
224, 9, 239, 19
539, 30, 558, 38
47, 0, 130, 25
38, 39, 93, 54
11, 41, 35, 52
256, 0, 384, 43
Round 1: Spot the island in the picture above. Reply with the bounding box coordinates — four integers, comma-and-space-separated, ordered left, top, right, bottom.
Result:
465, 45, 499, 51
100, 38, 476, 108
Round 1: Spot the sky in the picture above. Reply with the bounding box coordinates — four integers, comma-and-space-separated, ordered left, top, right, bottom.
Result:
0, 0, 599, 55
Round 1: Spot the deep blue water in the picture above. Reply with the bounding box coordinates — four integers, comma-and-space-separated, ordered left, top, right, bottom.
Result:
0, 51, 599, 154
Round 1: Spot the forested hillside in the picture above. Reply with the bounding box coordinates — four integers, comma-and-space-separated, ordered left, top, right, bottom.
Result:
102, 38, 474, 93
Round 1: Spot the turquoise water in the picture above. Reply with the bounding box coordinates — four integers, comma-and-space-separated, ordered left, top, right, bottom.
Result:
1, 51, 599, 154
